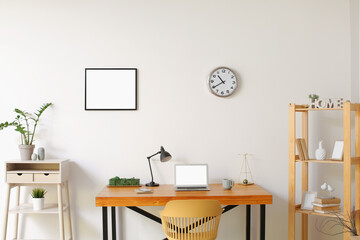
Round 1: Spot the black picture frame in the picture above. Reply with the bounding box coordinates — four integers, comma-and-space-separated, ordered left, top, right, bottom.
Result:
85, 68, 137, 111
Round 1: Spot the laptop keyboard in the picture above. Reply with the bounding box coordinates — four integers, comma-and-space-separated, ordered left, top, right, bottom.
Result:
177, 187, 207, 189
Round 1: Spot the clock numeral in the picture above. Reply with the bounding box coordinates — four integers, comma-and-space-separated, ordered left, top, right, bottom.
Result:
221, 91, 224, 95
210, 80, 214, 83
228, 71, 230, 74
232, 81, 236, 84
231, 75, 235, 79
216, 89, 219, 93
231, 86, 234, 89
226, 90, 229, 93
212, 75, 216, 78
217, 71, 219, 74
222, 69, 225, 73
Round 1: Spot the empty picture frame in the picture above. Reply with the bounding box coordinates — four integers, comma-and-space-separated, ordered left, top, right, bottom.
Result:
85, 68, 137, 110
301, 191, 317, 210
332, 141, 344, 160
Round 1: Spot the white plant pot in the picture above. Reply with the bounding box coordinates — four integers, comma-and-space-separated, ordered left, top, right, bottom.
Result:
33, 198, 44, 211
19, 144, 35, 160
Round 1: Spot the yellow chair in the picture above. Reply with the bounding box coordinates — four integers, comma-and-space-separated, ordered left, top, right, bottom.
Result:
160, 199, 223, 240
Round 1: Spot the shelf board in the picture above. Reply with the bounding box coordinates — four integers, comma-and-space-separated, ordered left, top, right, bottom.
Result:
7, 170, 60, 174
296, 159, 344, 164
296, 107, 343, 112
9, 203, 67, 214
295, 157, 360, 164
295, 205, 343, 218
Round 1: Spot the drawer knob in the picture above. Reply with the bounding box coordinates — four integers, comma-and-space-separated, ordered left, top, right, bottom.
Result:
17, 173, 23, 176
44, 173, 49, 176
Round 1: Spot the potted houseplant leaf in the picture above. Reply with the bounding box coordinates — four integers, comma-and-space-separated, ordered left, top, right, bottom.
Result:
31, 187, 47, 211
0, 103, 52, 160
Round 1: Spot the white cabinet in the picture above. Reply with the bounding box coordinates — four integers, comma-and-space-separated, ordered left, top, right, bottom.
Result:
2, 159, 73, 240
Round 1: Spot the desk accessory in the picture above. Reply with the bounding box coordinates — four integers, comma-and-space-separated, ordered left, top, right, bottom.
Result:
239, 153, 254, 185
146, 146, 172, 187
135, 188, 153, 194
208, 67, 237, 97
222, 179, 234, 190
109, 176, 140, 186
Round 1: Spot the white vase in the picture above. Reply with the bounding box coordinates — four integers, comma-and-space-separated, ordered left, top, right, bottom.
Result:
33, 198, 44, 211
315, 141, 326, 160
19, 145, 35, 160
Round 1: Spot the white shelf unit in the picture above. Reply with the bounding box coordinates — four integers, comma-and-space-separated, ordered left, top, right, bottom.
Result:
2, 159, 73, 240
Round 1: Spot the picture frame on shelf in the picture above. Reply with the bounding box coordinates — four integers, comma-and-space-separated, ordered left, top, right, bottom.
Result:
332, 141, 344, 160
85, 68, 137, 110
301, 191, 317, 210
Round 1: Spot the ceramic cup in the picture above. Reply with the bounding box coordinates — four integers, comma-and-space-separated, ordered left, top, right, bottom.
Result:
222, 179, 234, 190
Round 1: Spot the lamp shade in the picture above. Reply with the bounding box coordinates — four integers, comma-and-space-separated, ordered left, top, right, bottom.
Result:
160, 146, 172, 162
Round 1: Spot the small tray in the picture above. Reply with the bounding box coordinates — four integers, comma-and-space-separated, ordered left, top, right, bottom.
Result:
107, 185, 142, 188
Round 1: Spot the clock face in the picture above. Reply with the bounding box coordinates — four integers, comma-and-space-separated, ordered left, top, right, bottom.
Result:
208, 67, 237, 97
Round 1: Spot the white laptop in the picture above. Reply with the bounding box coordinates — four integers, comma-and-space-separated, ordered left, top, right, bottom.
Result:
174, 164, 210, 191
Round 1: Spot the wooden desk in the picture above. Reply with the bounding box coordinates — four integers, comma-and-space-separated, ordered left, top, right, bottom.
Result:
96, 184, 272, 240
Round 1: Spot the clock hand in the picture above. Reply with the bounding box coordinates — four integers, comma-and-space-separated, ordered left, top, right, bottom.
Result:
212, 82, 224, 88
218, 75, 225, 84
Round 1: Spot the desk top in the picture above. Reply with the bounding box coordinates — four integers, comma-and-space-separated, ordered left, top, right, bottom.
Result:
96, 184, 272, 207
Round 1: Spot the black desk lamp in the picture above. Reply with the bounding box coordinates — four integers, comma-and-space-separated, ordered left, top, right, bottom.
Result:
146, 146, 172, 187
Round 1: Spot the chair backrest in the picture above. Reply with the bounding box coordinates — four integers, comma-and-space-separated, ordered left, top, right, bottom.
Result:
160, 200, 223, 240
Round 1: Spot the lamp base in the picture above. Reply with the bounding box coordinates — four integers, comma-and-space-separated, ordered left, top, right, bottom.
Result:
145, 182, 159, 187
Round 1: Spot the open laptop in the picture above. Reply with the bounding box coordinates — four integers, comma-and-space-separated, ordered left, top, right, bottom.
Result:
174, 164, 210, 191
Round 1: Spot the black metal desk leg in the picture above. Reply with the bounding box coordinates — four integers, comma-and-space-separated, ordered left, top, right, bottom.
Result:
102, 207, 108, 240
246, 205, 251, 240
260, 205, 266, 240
112, 207, 116, 240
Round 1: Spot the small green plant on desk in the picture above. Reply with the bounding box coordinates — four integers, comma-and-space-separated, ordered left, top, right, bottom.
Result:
109, 177, 140, 186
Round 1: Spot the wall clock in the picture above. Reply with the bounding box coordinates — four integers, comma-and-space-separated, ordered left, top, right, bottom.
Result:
208, 67, 237, 97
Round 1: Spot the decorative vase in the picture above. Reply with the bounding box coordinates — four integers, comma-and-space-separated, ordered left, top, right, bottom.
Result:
38, 147, 45, 160
315, 141, 326, 160
32, 198, 44, 211
19, 145, 35, 160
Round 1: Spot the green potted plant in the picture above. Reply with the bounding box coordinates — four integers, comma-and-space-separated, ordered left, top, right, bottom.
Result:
0, 103, 52, 160
31, 187, 47, 211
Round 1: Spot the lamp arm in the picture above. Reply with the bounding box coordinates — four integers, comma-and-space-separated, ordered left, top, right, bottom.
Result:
147, 151, 161, 183
147, 151, 161, 159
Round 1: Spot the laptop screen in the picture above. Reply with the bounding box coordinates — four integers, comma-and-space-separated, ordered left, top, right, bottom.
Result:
175, 165, 208, 186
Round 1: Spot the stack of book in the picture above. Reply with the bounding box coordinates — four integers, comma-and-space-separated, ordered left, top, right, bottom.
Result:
312, 197, 341, 214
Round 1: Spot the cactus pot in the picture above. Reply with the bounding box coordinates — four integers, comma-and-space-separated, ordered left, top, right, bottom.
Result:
19, 145, 35, 160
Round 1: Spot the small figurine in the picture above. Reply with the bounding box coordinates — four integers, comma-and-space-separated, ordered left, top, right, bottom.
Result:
320, 182, 335, 198
315, 141, 326, 160
31, 153, 38, 161
38, 147, 45, 160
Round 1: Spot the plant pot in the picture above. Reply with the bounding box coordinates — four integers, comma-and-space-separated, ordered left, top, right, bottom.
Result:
18, 144, 35, 160
32, 198, 44, 211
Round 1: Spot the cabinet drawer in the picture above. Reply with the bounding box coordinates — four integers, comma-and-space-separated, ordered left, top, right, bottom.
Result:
7, 173, 33, 183
34, 173, 60, 183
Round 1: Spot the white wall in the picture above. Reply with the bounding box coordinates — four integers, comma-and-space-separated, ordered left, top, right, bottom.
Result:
0, 0, 352, 239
